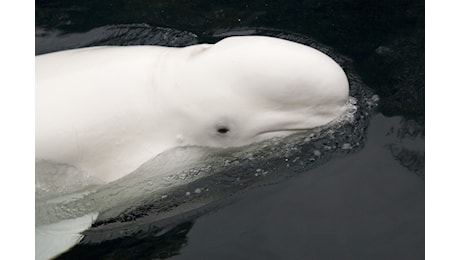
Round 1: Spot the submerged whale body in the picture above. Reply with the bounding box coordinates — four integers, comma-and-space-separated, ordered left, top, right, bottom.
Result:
36, 35, 349, 183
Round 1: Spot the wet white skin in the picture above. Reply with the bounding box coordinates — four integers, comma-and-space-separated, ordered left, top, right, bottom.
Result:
36, 36, 349, 183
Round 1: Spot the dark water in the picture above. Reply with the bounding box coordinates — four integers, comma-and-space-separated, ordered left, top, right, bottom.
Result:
36, 0, 424, 259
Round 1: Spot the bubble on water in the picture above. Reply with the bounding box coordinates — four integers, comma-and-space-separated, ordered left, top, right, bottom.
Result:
194, 188, 202, 194
313, 150, 321, 157
349, 96, 358, 105
371, 95, 380, 102
342, 143, 352, 150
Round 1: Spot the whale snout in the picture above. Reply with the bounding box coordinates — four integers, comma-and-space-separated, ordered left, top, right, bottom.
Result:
177, 36, 350, 134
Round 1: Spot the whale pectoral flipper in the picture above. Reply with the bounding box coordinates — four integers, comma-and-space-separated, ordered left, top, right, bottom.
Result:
35, 213, 98, 260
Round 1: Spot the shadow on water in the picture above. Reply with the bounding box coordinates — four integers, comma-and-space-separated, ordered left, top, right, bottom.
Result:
58, 221, 194, 259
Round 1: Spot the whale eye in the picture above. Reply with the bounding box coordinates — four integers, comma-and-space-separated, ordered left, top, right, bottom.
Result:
217, 126, 230, 134
215, 119, 233, 136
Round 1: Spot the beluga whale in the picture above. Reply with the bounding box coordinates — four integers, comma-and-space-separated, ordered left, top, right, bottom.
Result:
36, 35, 349, 183
36, 35, 350, 259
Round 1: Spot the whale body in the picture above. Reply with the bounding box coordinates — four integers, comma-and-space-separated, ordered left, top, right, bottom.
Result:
36, 36, 349, 183
36, 35, 350, 259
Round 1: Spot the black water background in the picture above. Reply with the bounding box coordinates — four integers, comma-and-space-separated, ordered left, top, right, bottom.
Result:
36, 0, 425, 259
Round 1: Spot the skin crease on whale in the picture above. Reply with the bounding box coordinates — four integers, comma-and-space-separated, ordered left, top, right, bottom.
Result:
36, 36, 349, 183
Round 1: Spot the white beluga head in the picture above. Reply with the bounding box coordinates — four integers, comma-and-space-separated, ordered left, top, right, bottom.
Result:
36, 36, 349, 183
157, 36, 349, 147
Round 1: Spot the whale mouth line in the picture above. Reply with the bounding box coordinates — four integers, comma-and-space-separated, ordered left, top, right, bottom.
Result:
255, 128, 309, 138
